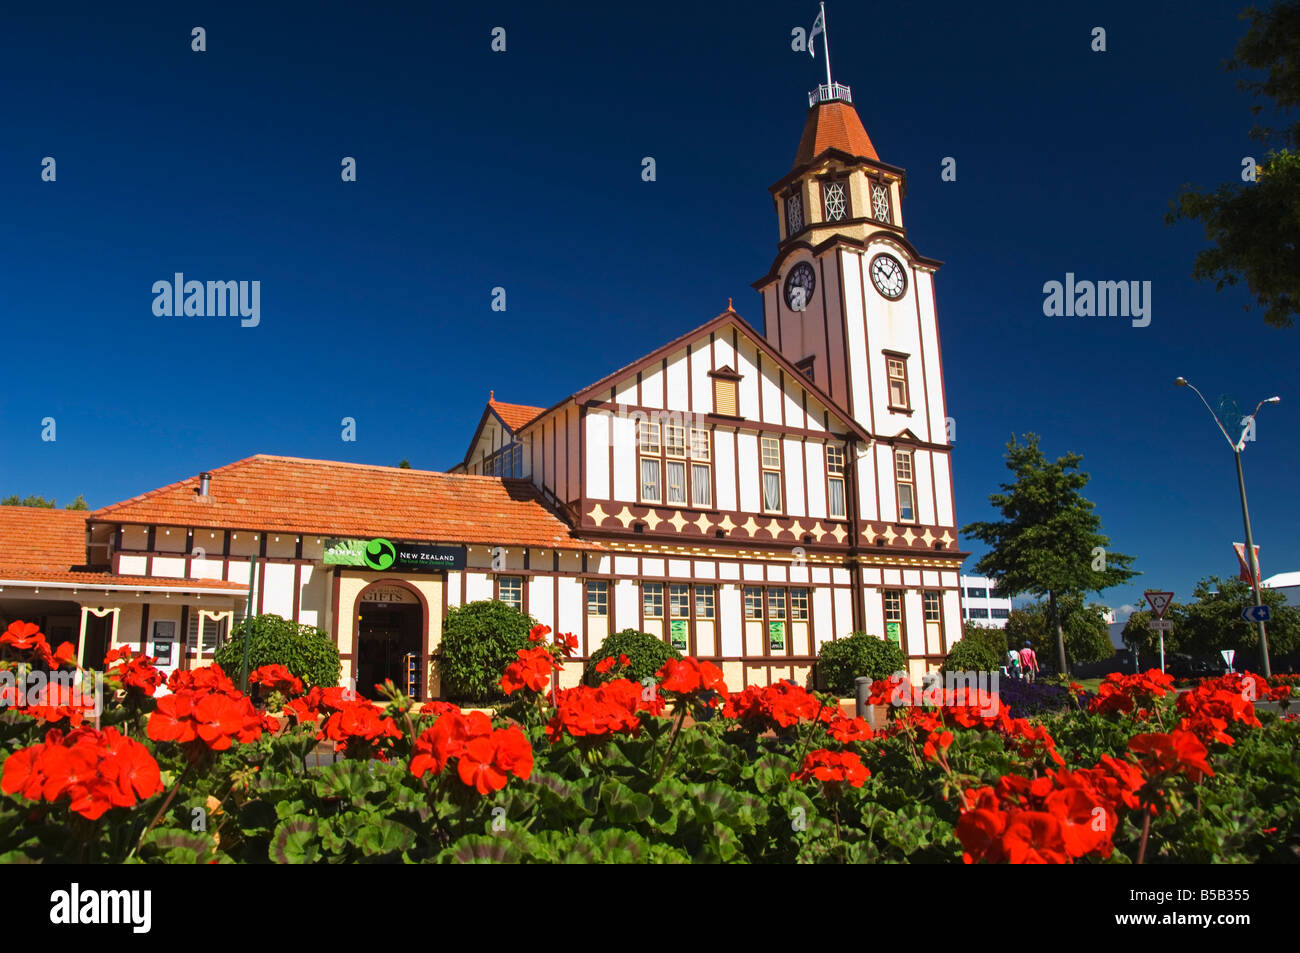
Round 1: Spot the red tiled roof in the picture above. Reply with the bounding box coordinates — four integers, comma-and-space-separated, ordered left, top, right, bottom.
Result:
0, 506, 245, 592
489, 398, 544, 432
90, 455, 593, 550
793, 100, 879, 169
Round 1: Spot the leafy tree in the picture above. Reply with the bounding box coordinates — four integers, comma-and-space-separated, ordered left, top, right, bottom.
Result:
1002, 596, 1117, 670
1177, 575, 1300, 662
962, 434, 1137, 675
0, 493, 88, 509
397, 459, 412, 469
585, 629, 681, 685
943, 624, 1007, 674
1167, 0, 1300, 328
2, 495, 55, 507
1121, 603, 1190, 658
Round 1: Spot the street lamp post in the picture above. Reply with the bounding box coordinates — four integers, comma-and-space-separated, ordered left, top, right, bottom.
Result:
1175, 378, 1280, 676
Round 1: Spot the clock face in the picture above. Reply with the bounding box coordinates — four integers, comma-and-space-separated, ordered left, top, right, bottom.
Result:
869, 254, 907, 300
783, 262, 816, 311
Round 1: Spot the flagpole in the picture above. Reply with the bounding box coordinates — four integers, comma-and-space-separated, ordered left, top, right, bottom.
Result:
821, 2, 832, 87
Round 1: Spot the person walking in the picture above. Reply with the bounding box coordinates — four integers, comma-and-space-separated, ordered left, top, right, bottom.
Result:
1005, 647, 1022, 681
1019, 641, 1039, 684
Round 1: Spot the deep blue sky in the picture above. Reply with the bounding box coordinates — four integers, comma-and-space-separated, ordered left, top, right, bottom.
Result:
3, 1, 1296, 619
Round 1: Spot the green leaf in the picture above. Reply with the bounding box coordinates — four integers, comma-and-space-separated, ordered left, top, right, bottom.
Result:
270, 817, 321, 864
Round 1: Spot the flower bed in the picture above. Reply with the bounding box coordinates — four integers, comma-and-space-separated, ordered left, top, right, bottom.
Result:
0, 620, 1296, 863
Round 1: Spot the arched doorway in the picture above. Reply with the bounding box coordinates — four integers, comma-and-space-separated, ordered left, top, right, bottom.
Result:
355, 582, 424, 700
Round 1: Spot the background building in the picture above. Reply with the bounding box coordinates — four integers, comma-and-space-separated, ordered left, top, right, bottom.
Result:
959, 574, 1013, 629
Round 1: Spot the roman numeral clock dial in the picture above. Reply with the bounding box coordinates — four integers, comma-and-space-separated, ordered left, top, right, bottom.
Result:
869, 253, 907, 300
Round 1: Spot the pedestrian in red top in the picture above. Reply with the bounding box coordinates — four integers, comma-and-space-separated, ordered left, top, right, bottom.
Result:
1019, 642, 1039, 684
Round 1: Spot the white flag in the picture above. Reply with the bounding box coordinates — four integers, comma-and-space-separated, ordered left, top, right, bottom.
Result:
809, 10, 824, 58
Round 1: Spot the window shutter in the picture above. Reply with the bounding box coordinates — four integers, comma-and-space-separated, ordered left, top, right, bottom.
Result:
714, 379, 737, 416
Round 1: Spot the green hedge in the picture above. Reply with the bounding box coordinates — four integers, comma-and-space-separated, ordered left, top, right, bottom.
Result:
943, 624, 1007, 673
213, 614, 340, 689
815, 632, 907, 695
436, 600, 538, 703
585, 629, 681, 685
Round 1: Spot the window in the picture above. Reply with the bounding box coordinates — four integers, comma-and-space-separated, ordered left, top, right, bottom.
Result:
965, 587, 987, 599
895, 449, 915, 522
641, 418, 711, 507
695, 585, 716, 620
498, 576, 523, 611
669, 584, 690, 619
643, 582, 664, 619
791, 588, 809, 621
483, 442, 523, 477
969, 607, 990, 619
711, 371, 740, 417
690, 427, 712, 507
586, 580, 608, 617
923, 591, 941, 623
186, 615, 225, 653
883, 589, 904, 648
786, 191, 804, 235
885, 355, 910, 410
991, 608, 1010, 619
744, 587, 763, 620
871, 181, 891, 224
826, 444, 847, 519
767, 589, 787, 621
795, 355, 815, 382
822, 180, 848, 222
639, 420, 662, 503
761, 436, 783, 512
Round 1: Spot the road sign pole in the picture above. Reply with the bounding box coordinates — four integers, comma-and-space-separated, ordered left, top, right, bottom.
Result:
1160, 631, 1165, 674
1234, 448, 1271, 676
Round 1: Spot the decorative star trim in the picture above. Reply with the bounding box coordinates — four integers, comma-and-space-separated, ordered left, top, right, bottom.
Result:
882, 526, 898, 545
693, 513, 714, 534
829, 524, 847, 544
588, 504, 610, 527
788, 520, 806, 539
901, 527, 916, 546
717, 515, 736, 533
642, 510, 663, 531
809, 523, 827, 542
667, 511, 689, 533
740, 517, 760, 537
764, 519, 784, 538
939, 530, 953, 546
614, 507, 636, 529
921, 528, 935, 547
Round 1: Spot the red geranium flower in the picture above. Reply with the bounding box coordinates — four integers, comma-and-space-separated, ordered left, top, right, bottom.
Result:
248, 664, 304, 698
1, 726, 163, 821
827, 715, 874, 743
501, 646, 561, 695
528, 624, 551, 644
791, 748, 870, 790
657, 656, 728, 696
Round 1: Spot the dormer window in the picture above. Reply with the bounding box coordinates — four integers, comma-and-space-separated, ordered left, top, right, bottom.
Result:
871, 181, 892, 224
786, 191, 804, 237
822, 180, 848, 222
709, 366, 742, 417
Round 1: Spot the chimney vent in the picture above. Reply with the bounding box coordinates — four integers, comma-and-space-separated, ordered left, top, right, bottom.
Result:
197, 472, 211, 500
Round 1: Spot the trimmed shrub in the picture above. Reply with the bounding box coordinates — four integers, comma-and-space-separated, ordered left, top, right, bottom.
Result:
815, 632, 908, 695
585, 629, 681, 685
943, 625, 1007, 674
437, 600, 539, 703
214, 613, 340, 689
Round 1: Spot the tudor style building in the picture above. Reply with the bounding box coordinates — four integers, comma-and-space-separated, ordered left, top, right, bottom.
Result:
0, 79, 965, 695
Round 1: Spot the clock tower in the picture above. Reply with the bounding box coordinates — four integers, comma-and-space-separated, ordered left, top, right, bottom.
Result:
752, 78, 959, 581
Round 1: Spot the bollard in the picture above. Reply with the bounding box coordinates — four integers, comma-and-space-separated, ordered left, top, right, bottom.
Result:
855, 676, 870, 718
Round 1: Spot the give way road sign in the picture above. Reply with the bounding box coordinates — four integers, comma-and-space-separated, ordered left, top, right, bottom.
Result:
1144, 591, 1174, 619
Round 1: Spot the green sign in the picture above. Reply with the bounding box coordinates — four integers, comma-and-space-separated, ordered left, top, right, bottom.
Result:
885, 622, 901, 645
768, 621, 785, 650
670, 619, 689, 650
323, 538, 466, 573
